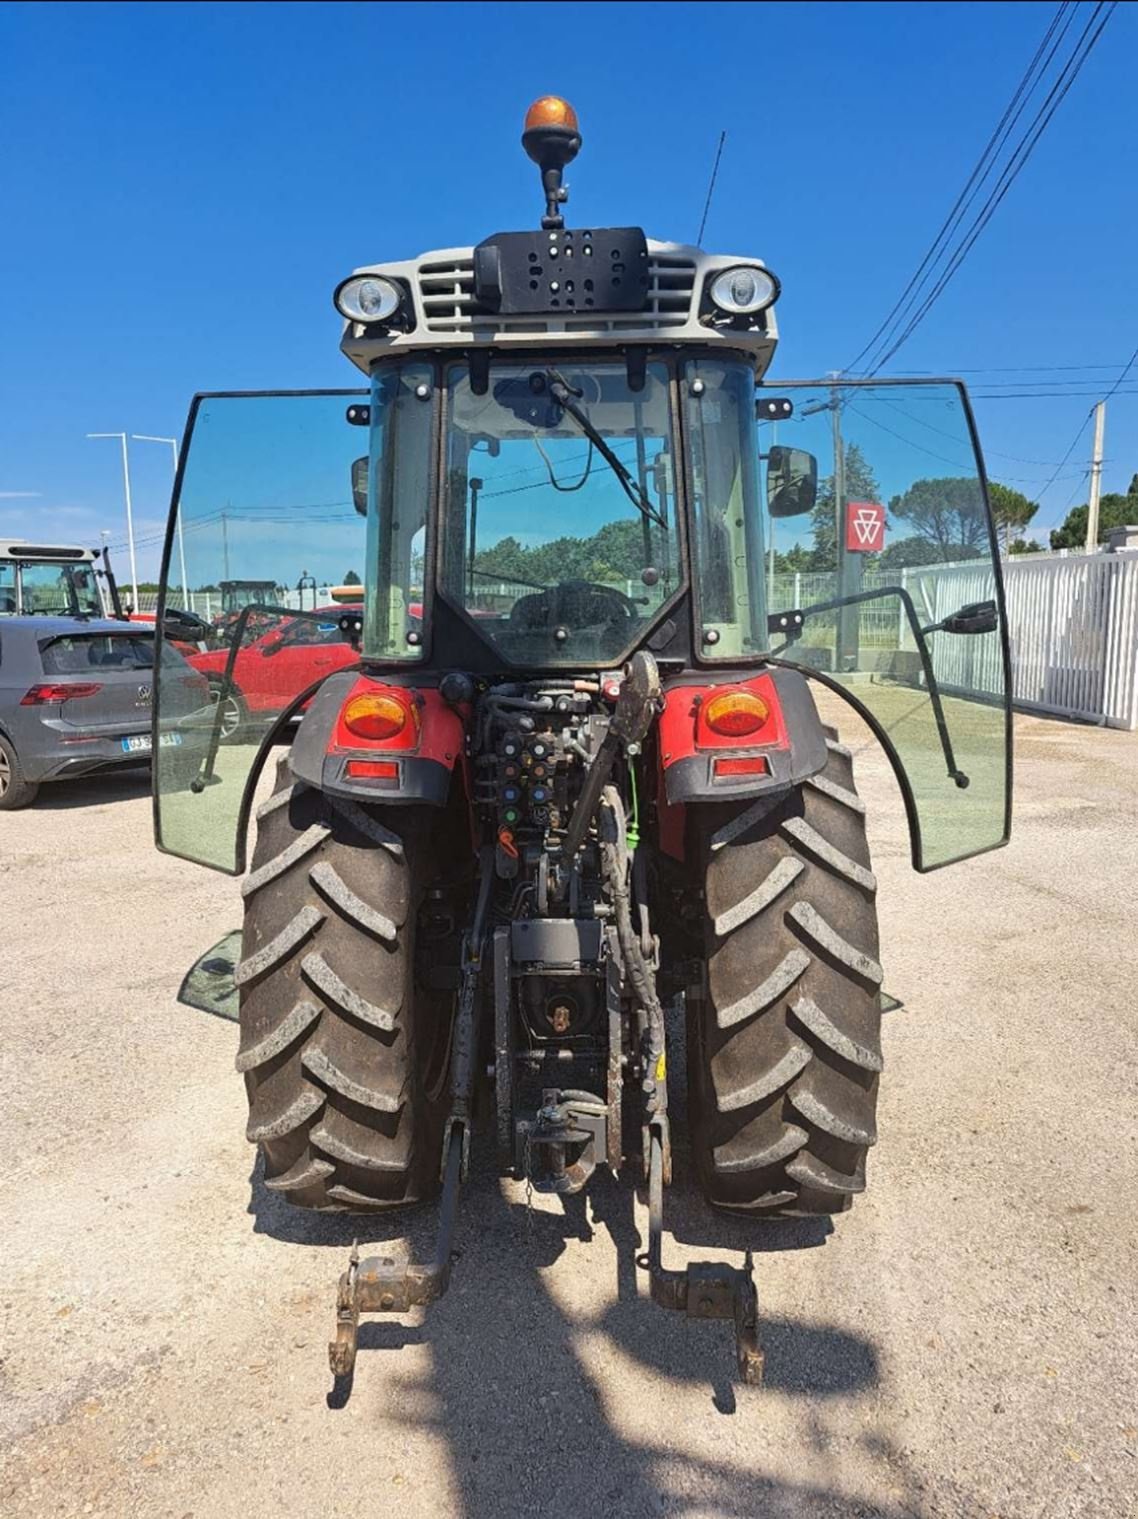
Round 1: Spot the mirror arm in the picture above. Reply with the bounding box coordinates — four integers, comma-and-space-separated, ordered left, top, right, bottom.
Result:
770, 583, 969, 789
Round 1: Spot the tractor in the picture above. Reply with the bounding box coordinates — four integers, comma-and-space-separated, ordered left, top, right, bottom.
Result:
152, 97, 1012, 1384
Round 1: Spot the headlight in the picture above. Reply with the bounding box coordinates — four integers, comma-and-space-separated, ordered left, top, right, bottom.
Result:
334, 274, 402, 324
708, 265, 779, 316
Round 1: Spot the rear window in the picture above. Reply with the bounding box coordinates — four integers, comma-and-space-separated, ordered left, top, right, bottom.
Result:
38, 633, 166, 674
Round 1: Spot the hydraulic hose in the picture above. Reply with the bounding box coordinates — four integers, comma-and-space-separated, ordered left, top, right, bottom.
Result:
599, 785, 665, 1114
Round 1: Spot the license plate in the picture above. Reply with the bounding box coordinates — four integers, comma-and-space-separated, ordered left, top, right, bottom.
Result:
120, 732, 183, 753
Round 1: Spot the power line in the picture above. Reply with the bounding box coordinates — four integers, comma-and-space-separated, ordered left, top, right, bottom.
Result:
971, 388, 1138, 398
868, 2, 1116, 373
695, 130, 726, 246
843, 1, 1075, 375
1101, 342, 1138, 403
1032, 408, 1095, 501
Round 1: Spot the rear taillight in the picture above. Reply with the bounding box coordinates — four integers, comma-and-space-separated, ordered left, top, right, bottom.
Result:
342, 692, 412, 741
714, 755, 770, 780
20, 683, 103, 705
704, 690, 771, 737
345, 759, 399, 782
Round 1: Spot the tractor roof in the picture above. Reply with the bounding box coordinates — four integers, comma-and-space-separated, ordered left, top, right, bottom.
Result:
337, 97, 779, 379
339, 237, 779, 378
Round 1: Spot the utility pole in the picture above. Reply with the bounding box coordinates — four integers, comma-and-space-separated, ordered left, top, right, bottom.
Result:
87, 432, 138, 609
1085, 400, 1106, 552
831, 385, 859, 671
221, 507, 231, 582
133, 435, 188, 609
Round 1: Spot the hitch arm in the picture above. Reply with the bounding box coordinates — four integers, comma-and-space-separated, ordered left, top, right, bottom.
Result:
329, 1126, 464, 1377
328, 849, 494, 1379
645, 1123, 764, 1385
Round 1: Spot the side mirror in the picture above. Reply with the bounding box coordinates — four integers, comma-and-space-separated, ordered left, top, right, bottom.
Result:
259, 630, 285, 657
939, 600, 998, 636
351, 457, 368, 516
766, 445, 818, 518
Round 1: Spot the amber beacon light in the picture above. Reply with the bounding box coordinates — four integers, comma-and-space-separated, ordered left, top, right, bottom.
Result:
522, 95, 582, 229
524, 95, 579, 133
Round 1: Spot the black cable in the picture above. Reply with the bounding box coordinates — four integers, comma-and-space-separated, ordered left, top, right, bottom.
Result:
843, 1, 1074, 375
1032, 408, 1095, 502
870, 2, 1116, 373
1101, 342, 1138, 404
533, 434, 593, 492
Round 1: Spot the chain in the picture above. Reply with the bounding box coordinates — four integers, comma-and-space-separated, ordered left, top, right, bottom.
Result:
523, 1131, 534, 1228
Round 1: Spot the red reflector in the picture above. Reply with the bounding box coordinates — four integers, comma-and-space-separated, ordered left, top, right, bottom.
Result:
20, 682, 103, 705
714, 755, 770, 780
346, 759, 399, 781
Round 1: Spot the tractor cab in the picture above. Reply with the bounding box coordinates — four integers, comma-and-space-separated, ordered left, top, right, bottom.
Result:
0, 541, 118, 618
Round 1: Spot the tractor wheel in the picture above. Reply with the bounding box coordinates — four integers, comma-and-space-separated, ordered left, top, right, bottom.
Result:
0, 733, 39, 811
686, 727, 883, 1216
236, 756, 452, 1210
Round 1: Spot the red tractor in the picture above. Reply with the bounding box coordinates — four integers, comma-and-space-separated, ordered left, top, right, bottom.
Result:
152, 97, 1011, 1385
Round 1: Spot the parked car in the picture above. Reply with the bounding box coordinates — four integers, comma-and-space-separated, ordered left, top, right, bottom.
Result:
0, 617, 206, 809
187, 605, 360, 738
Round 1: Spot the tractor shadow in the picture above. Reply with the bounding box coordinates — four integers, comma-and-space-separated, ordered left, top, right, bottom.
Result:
247, 1140, 937, 1515
329, 1157, 930, 1519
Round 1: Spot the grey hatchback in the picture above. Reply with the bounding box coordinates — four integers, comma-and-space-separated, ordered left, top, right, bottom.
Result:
0, 617, 207, 809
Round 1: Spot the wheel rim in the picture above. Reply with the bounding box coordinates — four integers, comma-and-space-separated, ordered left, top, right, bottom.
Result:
0, 749, 10, 797
209, 687, 241, 738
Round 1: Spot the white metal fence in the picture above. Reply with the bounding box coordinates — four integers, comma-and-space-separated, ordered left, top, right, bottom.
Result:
770, 552, 1138, 730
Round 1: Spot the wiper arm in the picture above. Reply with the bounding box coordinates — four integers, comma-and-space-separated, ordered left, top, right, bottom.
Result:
470, 565, 549, 592
545, 370, 669, 531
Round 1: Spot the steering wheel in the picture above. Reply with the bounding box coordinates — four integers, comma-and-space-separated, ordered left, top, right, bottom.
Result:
509, 579, 639, 631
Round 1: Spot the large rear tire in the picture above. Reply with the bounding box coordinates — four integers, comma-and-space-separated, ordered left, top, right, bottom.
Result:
237, 757, 452, 1210
687, 728, 883, 1216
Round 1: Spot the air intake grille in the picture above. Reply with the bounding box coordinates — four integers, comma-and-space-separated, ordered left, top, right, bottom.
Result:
417, 254, 697, 335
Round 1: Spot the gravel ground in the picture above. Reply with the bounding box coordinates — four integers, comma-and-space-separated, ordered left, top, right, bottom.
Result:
1, 708, 1135, 1519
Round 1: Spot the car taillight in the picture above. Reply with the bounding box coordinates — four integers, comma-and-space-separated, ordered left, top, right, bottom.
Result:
703, 690, 770, 737
342, 692, 411, 741
20, 683, 103, 705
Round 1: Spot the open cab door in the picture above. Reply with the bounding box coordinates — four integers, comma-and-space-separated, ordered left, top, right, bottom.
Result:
152, 390, 368, 874
758, 379, 1011, 870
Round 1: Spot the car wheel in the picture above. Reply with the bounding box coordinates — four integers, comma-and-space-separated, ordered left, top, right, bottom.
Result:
0, 734, 40, 811
207, 680, 246, 742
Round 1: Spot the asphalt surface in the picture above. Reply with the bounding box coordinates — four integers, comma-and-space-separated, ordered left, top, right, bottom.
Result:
1, 709, 1136, 1519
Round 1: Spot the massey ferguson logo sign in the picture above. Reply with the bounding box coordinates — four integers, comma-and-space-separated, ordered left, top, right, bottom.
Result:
846, 501, 886, 553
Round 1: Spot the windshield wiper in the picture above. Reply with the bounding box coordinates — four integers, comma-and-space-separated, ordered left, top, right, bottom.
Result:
470, 565, 549, 591
544, 370, 669, 531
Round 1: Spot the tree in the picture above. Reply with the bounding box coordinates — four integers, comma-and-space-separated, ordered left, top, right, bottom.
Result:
1050, 489, 1138, 549
889, 476, 989, 559
810, 442, 882, 571
988, 482, 1038, 556
1009, 538, 1044, 554
342, 569, 361, 586
877, 535, 951, 570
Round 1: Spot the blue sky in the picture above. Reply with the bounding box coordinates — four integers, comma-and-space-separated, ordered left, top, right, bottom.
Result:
1, 0, 1135, 577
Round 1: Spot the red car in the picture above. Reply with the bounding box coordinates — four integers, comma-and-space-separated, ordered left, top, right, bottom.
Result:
189, 606, 360, 737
